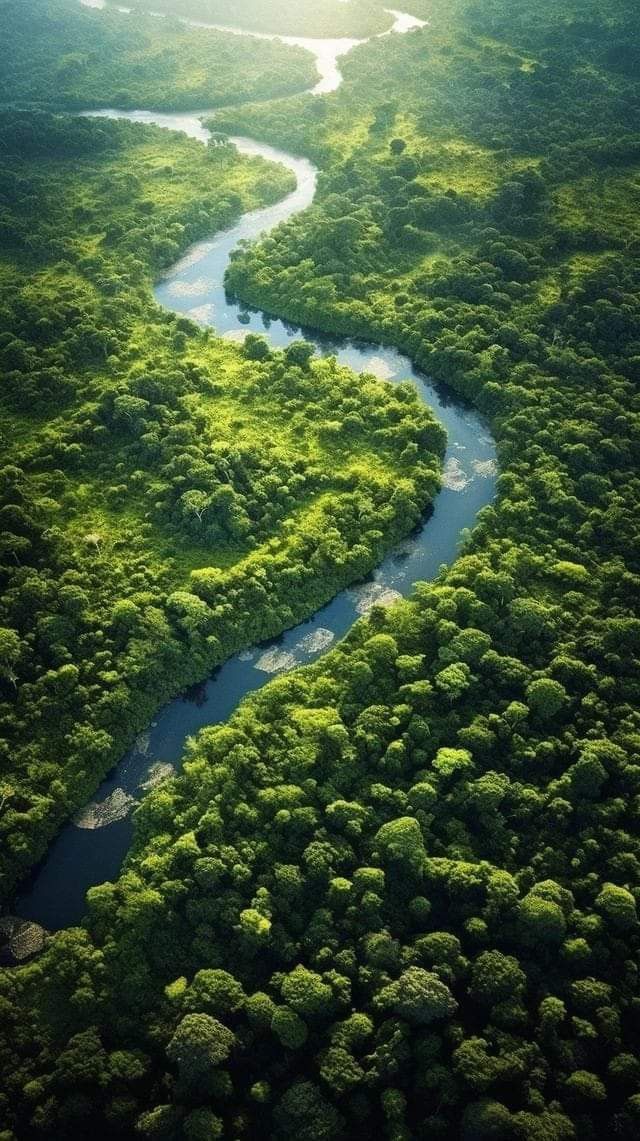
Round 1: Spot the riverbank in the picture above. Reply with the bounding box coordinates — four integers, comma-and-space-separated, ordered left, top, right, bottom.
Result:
14, 118, 495, 930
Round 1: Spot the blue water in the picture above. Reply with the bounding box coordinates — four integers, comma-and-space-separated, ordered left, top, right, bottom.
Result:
15, 115, 496, 932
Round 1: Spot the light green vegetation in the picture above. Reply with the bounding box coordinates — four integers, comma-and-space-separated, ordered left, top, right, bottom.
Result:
553, 167, 640, 246
0, 0, 316, 109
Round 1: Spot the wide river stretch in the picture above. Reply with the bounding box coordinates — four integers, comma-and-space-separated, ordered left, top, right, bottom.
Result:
15, 16, 497, 932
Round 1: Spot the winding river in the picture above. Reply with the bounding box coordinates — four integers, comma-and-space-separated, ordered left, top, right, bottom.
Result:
79, 0, 427, 94
15, 13, 496, 933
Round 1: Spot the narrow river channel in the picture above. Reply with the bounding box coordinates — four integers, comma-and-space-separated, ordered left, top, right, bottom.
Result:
15, 14, 497, 933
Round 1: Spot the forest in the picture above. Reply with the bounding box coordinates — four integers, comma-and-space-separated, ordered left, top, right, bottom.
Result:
0, 103, 441, 893
1, 0, 639, 1138
120, 0, 394, 39
0, 0, 316, 109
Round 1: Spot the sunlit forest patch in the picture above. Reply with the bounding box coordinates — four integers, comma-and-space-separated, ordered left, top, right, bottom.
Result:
553, 169, 640, 247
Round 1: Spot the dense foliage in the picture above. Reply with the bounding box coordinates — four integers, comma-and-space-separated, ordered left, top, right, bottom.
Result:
0, 0, 316, 110
0, 109, 442, 893
1, 0, 640, 1138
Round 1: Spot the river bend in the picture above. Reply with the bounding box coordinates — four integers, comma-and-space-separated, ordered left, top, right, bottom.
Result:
16, 24, 496, 931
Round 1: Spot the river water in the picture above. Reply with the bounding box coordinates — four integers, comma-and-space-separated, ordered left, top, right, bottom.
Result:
15, 17, 496, 932
79, 0, 426, 94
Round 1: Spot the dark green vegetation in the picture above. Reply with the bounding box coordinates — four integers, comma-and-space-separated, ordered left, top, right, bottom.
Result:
0, 0, 316, 109
125, 0, 391, 38
0, 108, 443, 893
2, 0, 640, 1138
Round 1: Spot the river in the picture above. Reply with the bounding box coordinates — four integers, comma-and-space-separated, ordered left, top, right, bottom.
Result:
78, 0, 427, 94
14, 13, 496, 933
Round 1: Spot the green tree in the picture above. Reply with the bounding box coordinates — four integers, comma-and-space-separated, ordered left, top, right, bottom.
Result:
469, 951, 526, 1007
274, 1081, 345, 1141
271, 1006, 309, 1049
183, 1108, 224, 1140
374, 816, 426, 871
595, 883, 637, 930
166, 1014, 235, 1087
377, 967, 457, 1025
518, 893, 567, 946
280, 965, 333, 1019
526, 677, 568, 719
